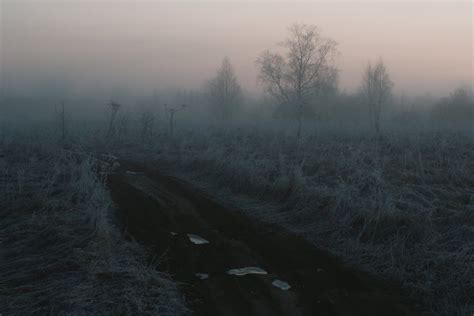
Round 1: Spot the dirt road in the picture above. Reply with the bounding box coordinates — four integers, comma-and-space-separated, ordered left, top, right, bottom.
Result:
107, 161, 411, 315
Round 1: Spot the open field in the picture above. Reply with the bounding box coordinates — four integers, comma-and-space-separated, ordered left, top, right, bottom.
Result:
110, 124, 474, 315
107, 160, 410, 315
1, 114, 472, 315
1, 1, 472, 314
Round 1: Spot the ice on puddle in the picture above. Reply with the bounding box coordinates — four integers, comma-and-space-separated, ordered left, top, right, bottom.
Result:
272, 279, 291, 290
187, 234, 209, 245
195, 273, 209, 280
227, 267, 267, 276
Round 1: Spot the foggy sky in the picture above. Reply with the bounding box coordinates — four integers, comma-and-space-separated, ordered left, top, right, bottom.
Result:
1, 1, 472, 98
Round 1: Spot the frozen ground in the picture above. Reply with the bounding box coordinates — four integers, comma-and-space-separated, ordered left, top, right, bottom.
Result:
1, 119, 472, 315
113, 125, 474, 315
107, 160, 409, 315
0, 139, 187, 315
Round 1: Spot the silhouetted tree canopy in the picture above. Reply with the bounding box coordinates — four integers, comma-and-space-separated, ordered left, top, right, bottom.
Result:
207, 57, 243, 120
256, 23, 338, 124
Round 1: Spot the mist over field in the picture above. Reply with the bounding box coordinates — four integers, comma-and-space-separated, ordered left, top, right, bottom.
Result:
0, 1, 473, 315
2, 1, 472, 95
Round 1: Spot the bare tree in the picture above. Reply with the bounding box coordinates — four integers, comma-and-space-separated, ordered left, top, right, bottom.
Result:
256, 23, 338, 138
107, 100, 122, 138
207, 57, 242, 120
164, 103, 186, 136
432, 86, 474, 121
361, 59, 393, 134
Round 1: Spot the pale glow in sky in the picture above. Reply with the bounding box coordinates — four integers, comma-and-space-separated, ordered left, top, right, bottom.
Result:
1, 1, 472, 97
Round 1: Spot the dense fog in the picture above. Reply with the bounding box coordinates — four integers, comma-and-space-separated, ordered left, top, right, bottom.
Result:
1, 0, 472, 128
0, 1, 473, 315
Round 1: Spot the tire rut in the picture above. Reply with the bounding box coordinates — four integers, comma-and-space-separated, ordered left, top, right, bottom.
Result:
107, 161, 411, 316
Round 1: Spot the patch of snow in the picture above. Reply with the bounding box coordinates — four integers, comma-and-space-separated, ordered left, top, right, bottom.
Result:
195, 273, 209, 280
272, 279, 291, 290
126, 171, 144, 175
227, 267, 267, 276
187, 234, 209, 245
170, 232, 178, 236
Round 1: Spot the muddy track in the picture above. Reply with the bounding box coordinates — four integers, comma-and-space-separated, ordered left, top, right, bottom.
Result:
107, 161, 411, 316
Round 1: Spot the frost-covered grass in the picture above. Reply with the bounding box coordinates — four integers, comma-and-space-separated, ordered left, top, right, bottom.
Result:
0, 138, 187, 315
121, 124, 473, 315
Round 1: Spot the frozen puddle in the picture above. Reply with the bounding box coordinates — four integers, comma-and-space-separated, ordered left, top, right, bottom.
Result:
195, 273, 209, 280
227, 267, 267, 276
187, 234, 209, 245
272, 279, 291, 290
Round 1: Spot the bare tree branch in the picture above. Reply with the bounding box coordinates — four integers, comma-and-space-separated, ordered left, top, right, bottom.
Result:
206, 57, 243, 120
256, 23, 338, 138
